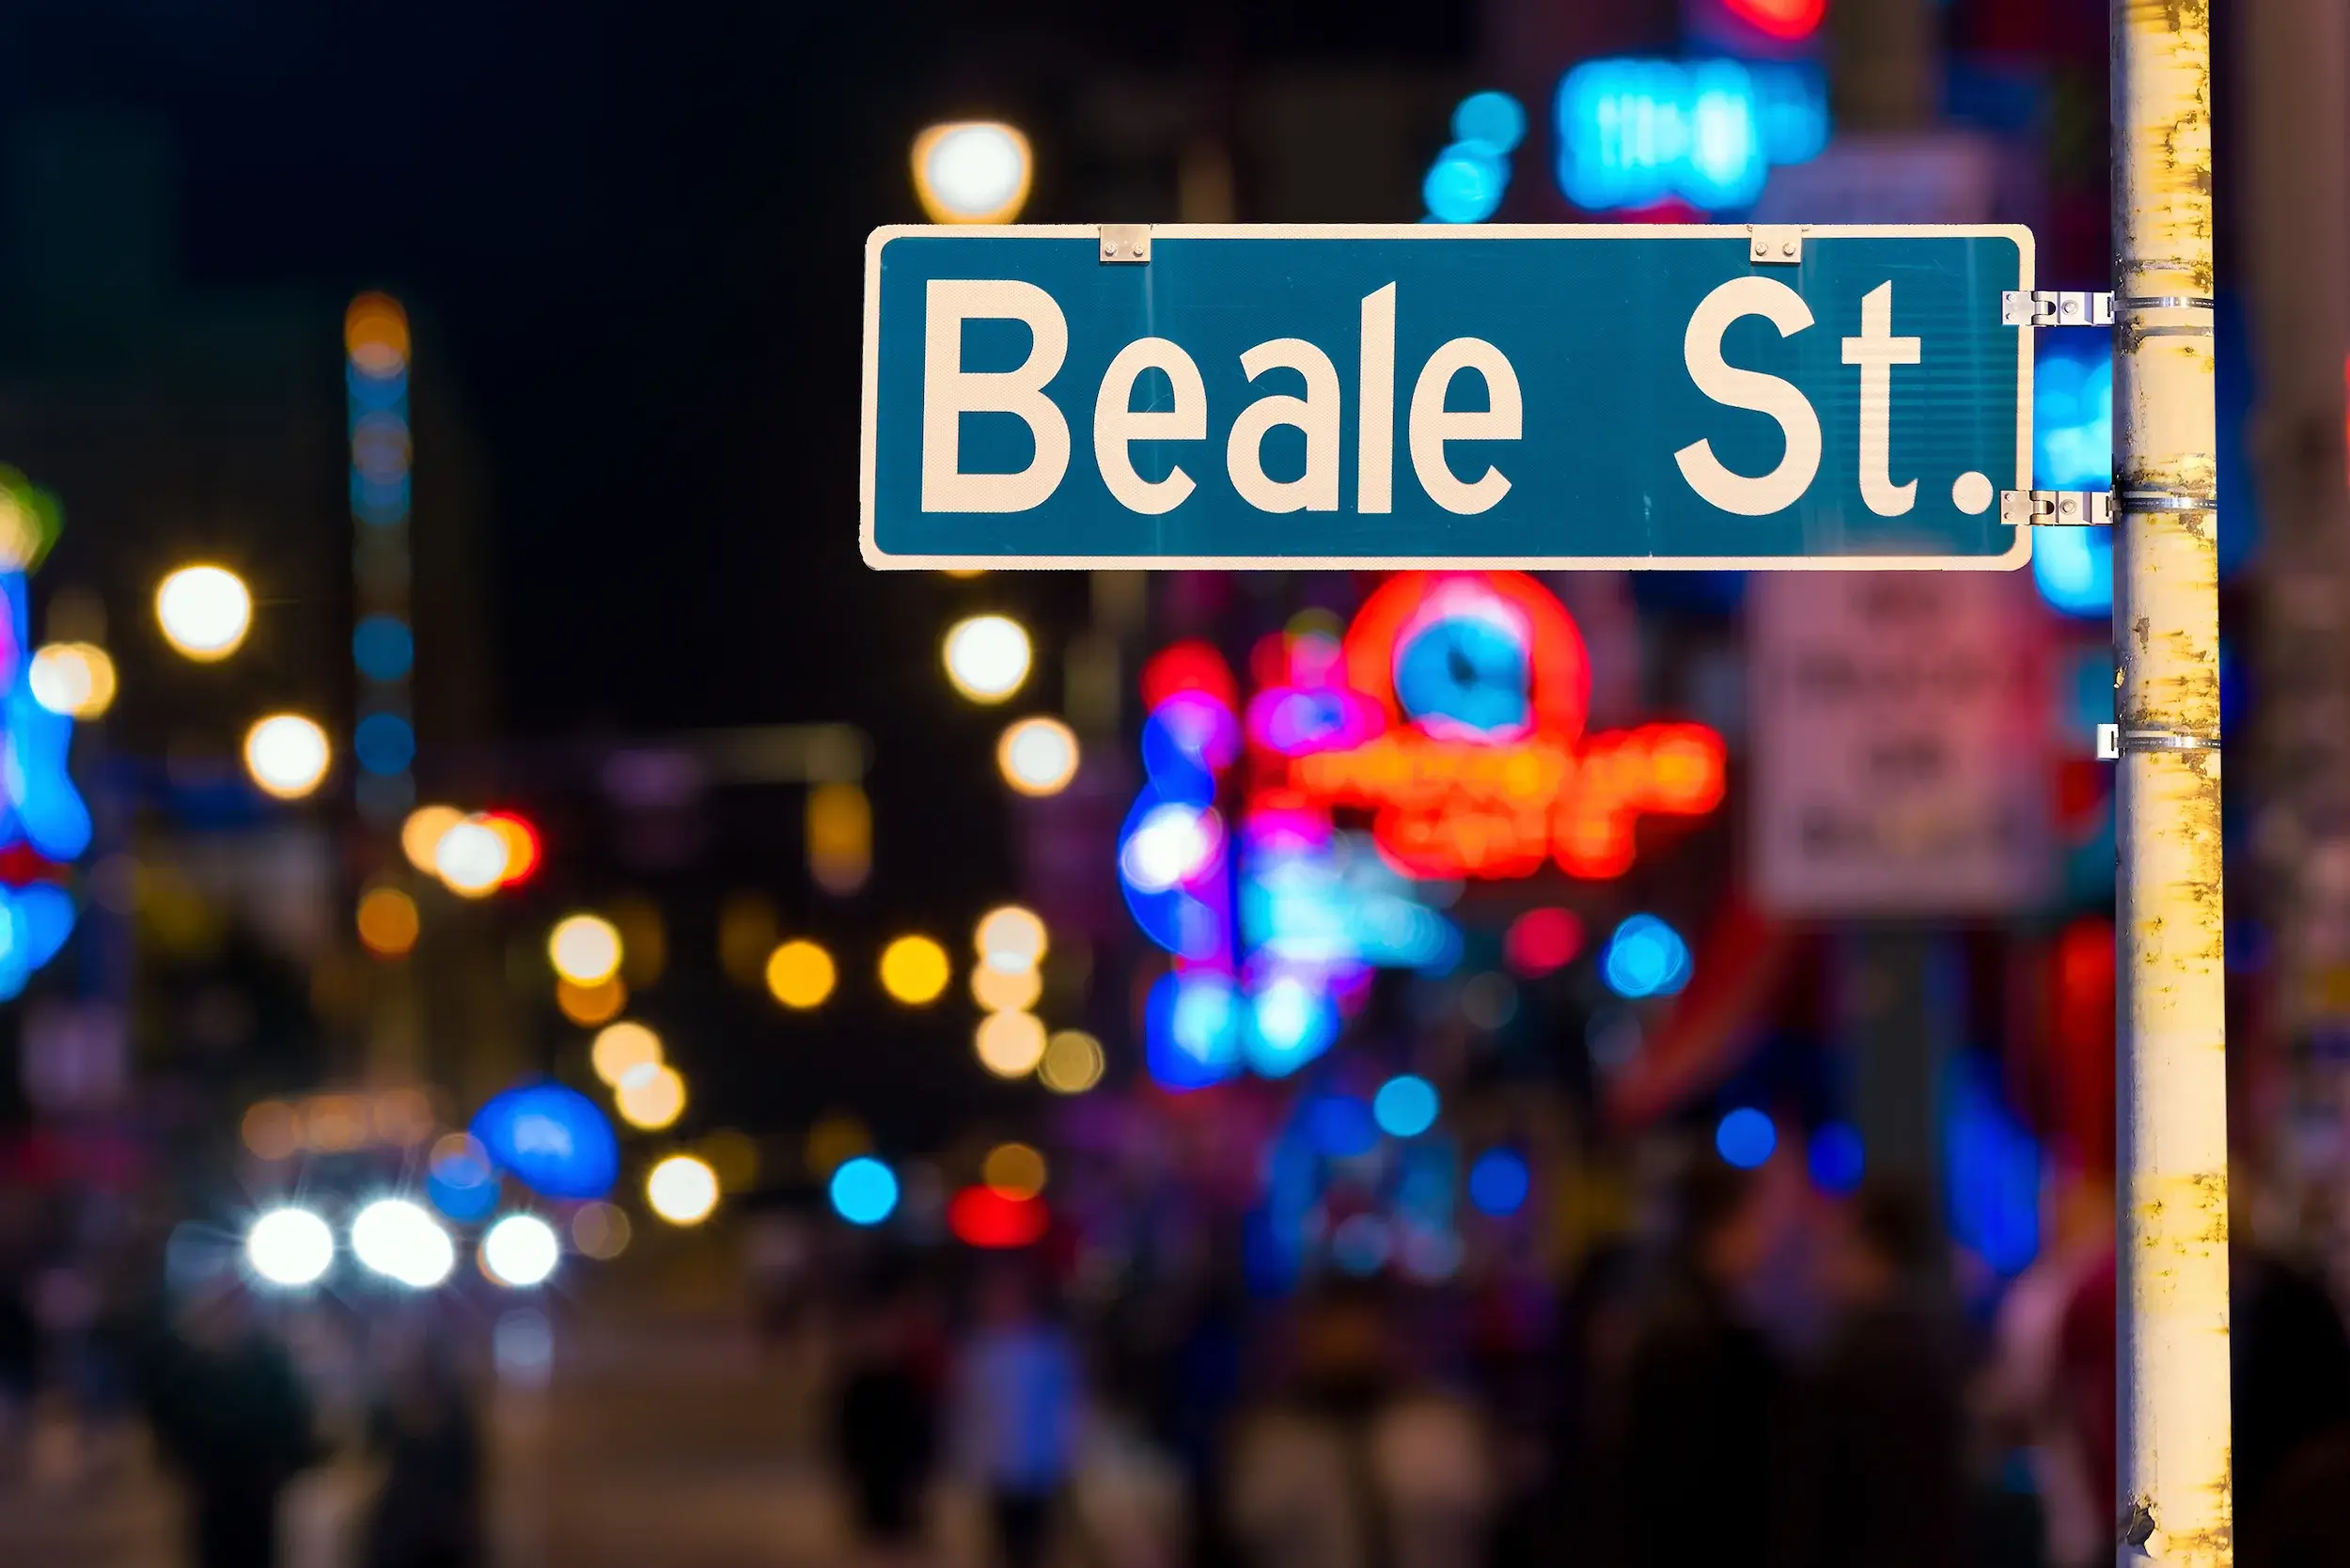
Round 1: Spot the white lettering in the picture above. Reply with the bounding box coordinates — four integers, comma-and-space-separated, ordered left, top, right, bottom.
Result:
1358, 285, 1397, 513
920, 279, 1072, 512
1408, 337, 1523, 515
1841, 281, 1921, 517
1093, 337, 1206, 515
1227, 338, 1342, 512
1673, 276, 1821, 517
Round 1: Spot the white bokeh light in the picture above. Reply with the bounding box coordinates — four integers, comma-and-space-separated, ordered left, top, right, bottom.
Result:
997, 716, 1079, 796
245, 1208, 335, 1288
243, 714, 332, 800
156, 565, 254, 661
913, 123, 1033, 223
435, 816, 511, 897
943, 616, 1032, 703
350, 1198, 457, 1289
481, 1214, 562, 1289
1120, 803, 1220, 892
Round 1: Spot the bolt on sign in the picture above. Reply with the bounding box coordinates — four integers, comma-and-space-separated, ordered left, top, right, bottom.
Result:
861, 224, 2033, 570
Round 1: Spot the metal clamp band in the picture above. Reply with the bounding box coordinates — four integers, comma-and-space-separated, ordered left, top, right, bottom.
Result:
2095, 724, 2222, 760
2118, 492, 2218, 514
2116, 294, 2217, 313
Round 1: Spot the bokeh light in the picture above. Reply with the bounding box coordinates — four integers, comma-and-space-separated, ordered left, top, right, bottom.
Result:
245, 1209, 335, 1288
971, 964, 1042, 1013
975, 1011, 1048, 1077
241, 1101, 300, 1162
1039, 1029, 1104, 1094
155, 564, 253, 662
997, 716, 1080, 796
1809, 1121, 1866, 1193
350, 1199, 457, 1289
434, 816, 510, 896
243, 714, 331, 799
355, 886, 421, 958
829, 1155, 900, 1226
974, 905, 1048, 973
556, 976, 628, 1027
589, 1021, 663, 1087
911, 121, 1034, 224
1372, 1074, 1441, 1138
1468, 1149, 1532, 1216
480, 1214, 561, 1289
1716, 1106, 1778, 1169
697, 1129, 760, 1193
942, 615, 1032, 703
806, 1114, 872, 1178
481, 812, 540, 886
344, 291, 412, 375
645, 1153, 719, 1226
28, 642, 117, 719
981, 1142, 1047, 1200
615, 1063, 686, 1131
354, 713, 415, 776
1503, 908, 1583, 979
548, 914, 624, 985
570, 1201, 631, 1260
764, 939, 837, 1010
879, 934, 951, 1006
401, 805, 463, 873
1603, 915, 1693, 999
948, 1185, 1049, 1249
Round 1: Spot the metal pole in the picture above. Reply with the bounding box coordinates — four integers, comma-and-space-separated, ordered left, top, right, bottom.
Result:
2112, 0, 2230, 1562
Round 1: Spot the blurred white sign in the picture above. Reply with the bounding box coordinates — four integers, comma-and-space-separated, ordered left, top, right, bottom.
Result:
1750, 572, 2050, 915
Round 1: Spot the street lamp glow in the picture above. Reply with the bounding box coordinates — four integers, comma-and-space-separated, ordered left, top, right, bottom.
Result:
434, 816, 510, 896
615, 1062, 686, 1130
879, 934, 951, 1006
911, 122, 1034, 224
245, 1208, 335, 1288
997, 716, 1079, 796
156, 564, 254, 661
350, 1198, 456, 1289
590, 1021, 663, 1087
243, 713, 332, 799
646, 1153, 719, 1226
28, 642, 117, 719
942, 615, 1031, 703
481, 1214, 562, 1289
548, 914, 625, 986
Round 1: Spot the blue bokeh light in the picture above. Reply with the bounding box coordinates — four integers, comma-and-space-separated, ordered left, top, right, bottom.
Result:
830, 1156, 900, 1226
353, 616, 415, 682
1451, 91, 1527, 154
2032, 342, 2115, 617
1468, 1149, 1532, 1216
1603, 915, 1692, 999
1715, 1106, 1778, 1169
1245, 975, 1339, 1077
470, 1082, 620, 1200
1372, 1074, 1441, 1138
1807, 1121, 1865, 1193
354, 713, 416, 776
1423, 142, 1509, 224
1305, 1096, 1380, 1159
1146, 972, 1243, 1090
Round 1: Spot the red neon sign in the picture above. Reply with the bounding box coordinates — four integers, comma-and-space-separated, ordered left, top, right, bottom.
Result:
1724, 0, 1826, 42
1264, 572, 1725, 882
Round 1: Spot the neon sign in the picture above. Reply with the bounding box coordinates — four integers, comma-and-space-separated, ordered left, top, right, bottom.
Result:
1556, 58, 1828, 213
1267, 572, 1724, 882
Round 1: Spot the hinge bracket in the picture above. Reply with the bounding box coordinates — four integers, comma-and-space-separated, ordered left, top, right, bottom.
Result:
2000, 490, 2112, 526
2001, 290, 2114, 326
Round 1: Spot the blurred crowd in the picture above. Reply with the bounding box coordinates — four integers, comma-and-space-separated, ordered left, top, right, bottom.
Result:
8, 1155, 2350, 1568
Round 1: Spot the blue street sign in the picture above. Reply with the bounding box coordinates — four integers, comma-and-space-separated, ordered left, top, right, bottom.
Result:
861, 225, 2033, 571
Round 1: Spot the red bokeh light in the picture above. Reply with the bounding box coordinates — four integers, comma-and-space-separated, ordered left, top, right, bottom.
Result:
1724, 0, 1826, 41
480, 810, 541, 886
1142, 640, 1237, 713
1505, 908, 1585, 979
948, 1185, 1049, 1249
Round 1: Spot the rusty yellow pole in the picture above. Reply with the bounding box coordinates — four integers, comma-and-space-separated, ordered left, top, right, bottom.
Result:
2112, 1, 2229, 1564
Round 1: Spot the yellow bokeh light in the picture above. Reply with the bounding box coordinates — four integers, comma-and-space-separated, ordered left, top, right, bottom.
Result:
548, 914, 624, 986
718, 893, 779, 986
981, 1141, 1047, 1200
355, 886, 420, 958
972, 963, 1042, 1013
615, 1062, 686, 1130
879, 935, 951, 1006
571, 1201, 631, 1260
401, 805, 463, 873
764, 940, 837, 1010
997, 716, 1080, 797
975, 1011, 1048, 1078
556, 976, 628, 1027
806, 1113, 872, 1178
645, 1153, 719, 1226
28, 642, 117, 719
974, 905, 1048, 973
156, 564, 253, 662
345, 292, 411, 376
698, 1129, 760, 1193
1039, 1029, 1105, 1094
243, 713, 332, 800
590, 1021, 663, 1087
241, 1100, 300, 1161
807, 783, 872, 897
610, 897, 666, 988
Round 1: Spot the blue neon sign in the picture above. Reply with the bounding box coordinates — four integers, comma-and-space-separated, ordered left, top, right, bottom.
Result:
1556, 58, 1827, 212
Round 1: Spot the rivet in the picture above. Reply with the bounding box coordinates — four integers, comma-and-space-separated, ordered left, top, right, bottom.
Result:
1781, 242, 1795, 256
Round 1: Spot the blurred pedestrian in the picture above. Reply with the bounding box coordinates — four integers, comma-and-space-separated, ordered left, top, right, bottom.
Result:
1777, 1178, 1965, 1568
1226, 1279, 1492, 1568
138, 1277, 322, 1568
836, 1285, 939, 1563
950, 1264, 1082, 1568
361, 1322, 484, 1568
1620, 1159, 1784, 1568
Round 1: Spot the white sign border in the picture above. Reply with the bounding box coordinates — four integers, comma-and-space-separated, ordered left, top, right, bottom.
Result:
859, 222, 2035, 573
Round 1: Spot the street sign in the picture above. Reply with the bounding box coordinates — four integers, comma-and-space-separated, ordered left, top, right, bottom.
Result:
861, 224, 2033, 571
